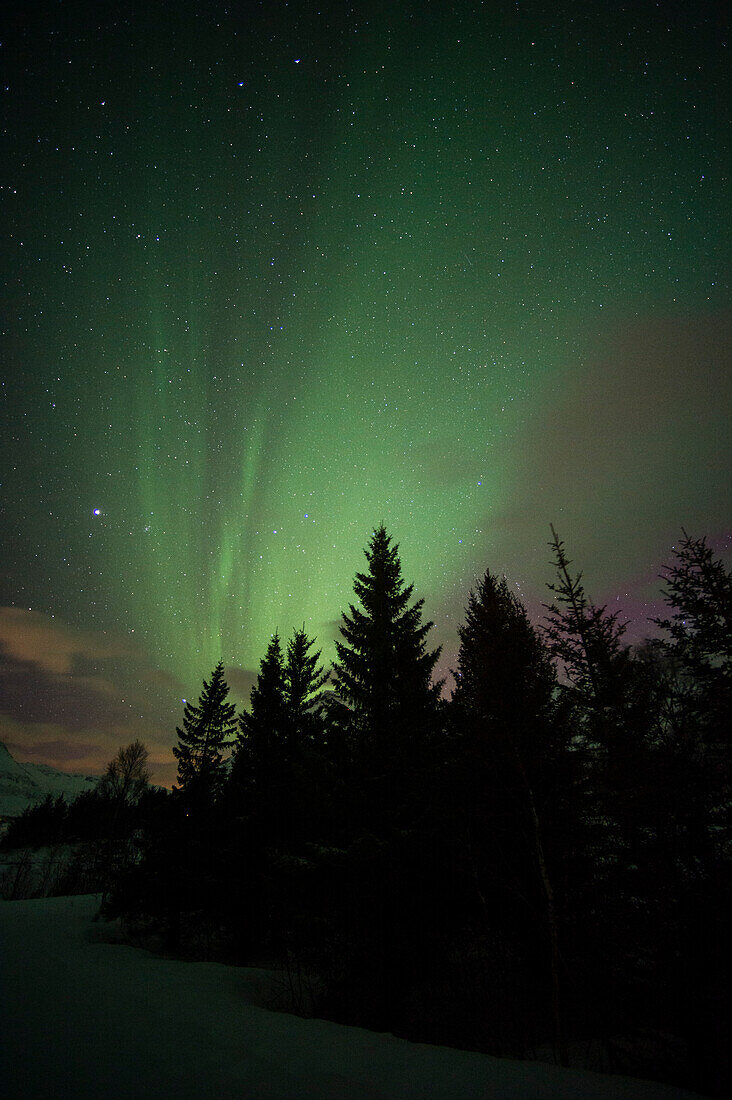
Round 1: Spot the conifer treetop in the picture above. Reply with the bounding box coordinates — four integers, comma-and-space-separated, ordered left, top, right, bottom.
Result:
238, 634, 289, 742
286, 627, 329, 713
332, 525, 442, 719
542, 526, 629, 701
456, 568, 554, 710
173, 660, 237, 795
654, 529, 732, 671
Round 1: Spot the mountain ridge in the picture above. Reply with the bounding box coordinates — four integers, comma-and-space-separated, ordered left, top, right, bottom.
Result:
0, 741, 98, 817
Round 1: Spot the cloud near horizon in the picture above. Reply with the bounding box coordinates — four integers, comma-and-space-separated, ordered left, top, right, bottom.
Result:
0, 608, 191, 784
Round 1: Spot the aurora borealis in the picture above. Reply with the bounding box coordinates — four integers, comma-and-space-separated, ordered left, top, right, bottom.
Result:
1, 2, 728, 785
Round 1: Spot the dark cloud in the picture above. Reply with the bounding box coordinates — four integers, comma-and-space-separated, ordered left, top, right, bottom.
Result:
6, 738, 100, 765
0, 608, 184, 784
0, 639, 133, 731
140, 666, 187, 693
467, 311, 732, 597
225, 665, 258, 703
0, 607, 136, 676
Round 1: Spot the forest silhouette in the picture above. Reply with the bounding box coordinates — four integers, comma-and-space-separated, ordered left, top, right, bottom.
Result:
4, 525, 729, 1097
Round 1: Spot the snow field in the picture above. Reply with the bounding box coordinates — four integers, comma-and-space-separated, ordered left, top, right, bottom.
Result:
0, 895, 702, 1099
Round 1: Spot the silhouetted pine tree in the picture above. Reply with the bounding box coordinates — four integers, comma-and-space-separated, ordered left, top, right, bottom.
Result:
161, 664, 237, 949
231, 627, 330, 817
542, 525, 631, 708
541, 526, 650, 800
651, 534, 732, 1094
281, 626, 331, 844
653, 531, 731, 840
654, 530, 731, 778
452, 569, 573, 1060
455, 571, 556, 735
285, 627, 329, 735
224, 635, 290, 956
541, 527, 666, 1040
308, 527, 445, 1028
330, 524, 442, 785
173, 661, 237, 806
231, 635, 290, 810
656, 530, 731, 671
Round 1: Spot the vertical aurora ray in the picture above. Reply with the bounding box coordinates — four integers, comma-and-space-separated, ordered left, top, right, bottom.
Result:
129, 264, 274, 681
208, 413, 268, 668
133, 298, 206, 675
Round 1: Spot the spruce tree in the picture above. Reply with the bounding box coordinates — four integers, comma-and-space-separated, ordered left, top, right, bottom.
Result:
542, 528, 664, 1043
654, 532, 731, 833
232, 628, 330, 793
455, 570, 555, 739
652, 533, 731, 1095
331, 524, 441, 773
285, 627, 329, 731
232, 634, 290, 792
453, 569, 568, 1062
542, 525, 630, 707
541, 526, 647, 830
654, 530, 731, 774
225, 630, 328, 959
655, 530, 732, 674
311, 528, 443, 1024
173, 661, 237, 804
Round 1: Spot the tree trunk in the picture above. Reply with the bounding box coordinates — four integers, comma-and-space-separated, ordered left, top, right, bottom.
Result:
513, 747, 568, 1067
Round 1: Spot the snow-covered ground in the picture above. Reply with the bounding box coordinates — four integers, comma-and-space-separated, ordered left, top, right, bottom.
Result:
0, 895, 702, 1099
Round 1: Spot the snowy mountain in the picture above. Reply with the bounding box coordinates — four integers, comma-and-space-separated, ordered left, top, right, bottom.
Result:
0, 741, 98, 818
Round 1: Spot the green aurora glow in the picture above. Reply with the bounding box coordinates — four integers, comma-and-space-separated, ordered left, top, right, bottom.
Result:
1, 3, 728, 778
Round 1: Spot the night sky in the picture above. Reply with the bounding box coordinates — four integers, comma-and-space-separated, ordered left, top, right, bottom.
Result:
1, 1, 728, 786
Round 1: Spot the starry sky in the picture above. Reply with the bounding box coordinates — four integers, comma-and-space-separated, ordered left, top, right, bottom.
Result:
1, 1, 729, 785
